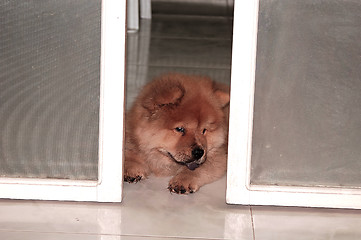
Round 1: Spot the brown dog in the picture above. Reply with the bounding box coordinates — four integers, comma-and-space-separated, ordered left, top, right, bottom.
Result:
124, 73, 229, 194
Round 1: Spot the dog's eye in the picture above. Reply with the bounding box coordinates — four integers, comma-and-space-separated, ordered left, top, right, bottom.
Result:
175, 127, 185, 134
202, 128, 207, 135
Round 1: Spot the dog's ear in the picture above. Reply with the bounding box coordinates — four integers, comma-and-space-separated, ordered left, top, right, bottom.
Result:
213, 81, 230, 107
142, 82, 185, 112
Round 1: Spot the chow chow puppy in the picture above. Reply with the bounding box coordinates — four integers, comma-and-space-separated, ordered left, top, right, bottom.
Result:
124, 73, 229, 194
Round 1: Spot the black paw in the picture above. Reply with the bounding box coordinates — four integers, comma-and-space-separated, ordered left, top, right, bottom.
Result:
168, 185, 194, 194
124, 175, 142, 183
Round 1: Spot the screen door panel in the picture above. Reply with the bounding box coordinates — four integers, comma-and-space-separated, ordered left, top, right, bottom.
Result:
0, 0, 101, 180
250, 0, 361, 188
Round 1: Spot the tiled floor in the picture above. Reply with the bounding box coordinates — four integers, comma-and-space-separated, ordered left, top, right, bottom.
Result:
1, 11, 361, 240
1, 176, 361, 239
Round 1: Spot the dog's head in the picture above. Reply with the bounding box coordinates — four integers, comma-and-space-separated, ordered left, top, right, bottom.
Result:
137, 75, 229, 170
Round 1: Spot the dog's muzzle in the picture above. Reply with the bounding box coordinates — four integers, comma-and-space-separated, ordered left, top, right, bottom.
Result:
165, 148, 205, 171
185, 147, 205, 170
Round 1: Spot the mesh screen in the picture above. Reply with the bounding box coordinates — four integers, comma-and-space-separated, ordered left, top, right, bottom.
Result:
250, 0, 361, 188
0, 0, 101, 180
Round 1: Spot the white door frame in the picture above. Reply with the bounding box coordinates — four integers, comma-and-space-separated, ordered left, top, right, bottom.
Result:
0, 0, 126, 202
226, 0, 361, 209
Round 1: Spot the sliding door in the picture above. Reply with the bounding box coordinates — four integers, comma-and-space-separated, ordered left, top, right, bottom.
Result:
227, 0, 361, 209
0, 0, 125, 202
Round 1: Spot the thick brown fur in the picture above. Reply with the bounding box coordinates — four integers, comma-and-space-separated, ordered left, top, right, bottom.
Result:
124, 73, 230, 194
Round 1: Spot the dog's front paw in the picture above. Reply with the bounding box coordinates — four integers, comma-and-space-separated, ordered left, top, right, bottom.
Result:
168, 174, 200, 194
124, 174, 143, 183
124, 169, 146, 183
123, 168, 146, 183
124, 161, 148, 183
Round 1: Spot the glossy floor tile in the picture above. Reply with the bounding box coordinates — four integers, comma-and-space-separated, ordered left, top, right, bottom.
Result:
0, 231, 205, 240
2, 177, 361, 239
152, 0, 234, 17
0, 232, 117, 240
121, 177, 253, 239
252, 206, 361, 240
0, 177, 254, 240
149, 15, 233, 40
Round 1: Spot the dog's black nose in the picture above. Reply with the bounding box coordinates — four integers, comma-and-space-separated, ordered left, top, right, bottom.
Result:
192, 147, 204, 160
